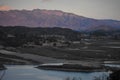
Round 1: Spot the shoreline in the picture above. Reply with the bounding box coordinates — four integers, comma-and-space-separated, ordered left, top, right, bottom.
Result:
36, 63, 106, 72
0, 64, 7, 70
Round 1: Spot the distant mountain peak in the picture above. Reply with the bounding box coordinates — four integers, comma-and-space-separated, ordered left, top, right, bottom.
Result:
0, 9, 120, 31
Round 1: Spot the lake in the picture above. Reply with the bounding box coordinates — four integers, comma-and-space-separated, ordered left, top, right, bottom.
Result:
0, 65, 109, 80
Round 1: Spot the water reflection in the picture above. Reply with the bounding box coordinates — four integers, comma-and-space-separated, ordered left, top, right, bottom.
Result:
1, 65, 108, 80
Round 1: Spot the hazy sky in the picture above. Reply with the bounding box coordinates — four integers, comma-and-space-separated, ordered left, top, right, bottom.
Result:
0, 0, 120, 20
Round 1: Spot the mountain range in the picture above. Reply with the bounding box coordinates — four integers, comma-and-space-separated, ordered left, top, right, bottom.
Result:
0, 9, 120, 31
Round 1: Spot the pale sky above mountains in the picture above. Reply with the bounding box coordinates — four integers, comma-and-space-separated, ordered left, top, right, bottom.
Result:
0, 0, 120, 20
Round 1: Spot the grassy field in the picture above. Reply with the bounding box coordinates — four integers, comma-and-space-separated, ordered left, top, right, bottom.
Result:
16, 40, 120, 61
0, 52, 39, 64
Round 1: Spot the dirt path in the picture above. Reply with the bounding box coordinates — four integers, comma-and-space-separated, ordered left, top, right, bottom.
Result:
0, 50, 66, 63
0, 49, 103, 68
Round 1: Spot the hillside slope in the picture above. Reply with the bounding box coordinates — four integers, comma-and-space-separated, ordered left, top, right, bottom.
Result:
0, 9, 120, 31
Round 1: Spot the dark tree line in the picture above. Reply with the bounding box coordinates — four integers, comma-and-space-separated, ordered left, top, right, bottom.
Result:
0, 26, 81, 47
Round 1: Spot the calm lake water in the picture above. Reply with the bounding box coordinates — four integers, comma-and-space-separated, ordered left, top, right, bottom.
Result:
0, 65, 109, 80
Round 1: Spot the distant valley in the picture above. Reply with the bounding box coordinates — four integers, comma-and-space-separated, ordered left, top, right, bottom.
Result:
0, 9, 120, 65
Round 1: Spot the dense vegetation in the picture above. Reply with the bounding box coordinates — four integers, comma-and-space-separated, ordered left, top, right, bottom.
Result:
0, 26, 81, 47
0, 26, 120, 47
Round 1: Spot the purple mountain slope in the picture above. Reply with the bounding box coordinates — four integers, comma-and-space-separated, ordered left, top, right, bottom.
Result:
0, 9, 120, 31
